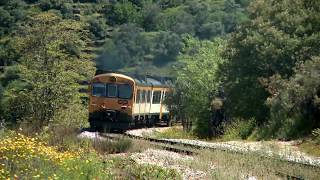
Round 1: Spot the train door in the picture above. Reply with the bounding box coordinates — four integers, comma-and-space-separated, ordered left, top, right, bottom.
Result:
133, 89, 141, 121
150, 90, 161, 122
145, 90, 151, 114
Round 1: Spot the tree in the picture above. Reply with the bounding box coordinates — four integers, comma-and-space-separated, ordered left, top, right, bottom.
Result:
0, 0, 27, 37
265, 57, 320, 139
39, 0, 73, 11
141, 1, 161, 31
88, 18, 108, 39
155, 7, 195, 35
221, 0, 320, 123
104, 0, 142, 25
153, 31, 184, 65
165, 37, 225, 137
2, 12, 95, 130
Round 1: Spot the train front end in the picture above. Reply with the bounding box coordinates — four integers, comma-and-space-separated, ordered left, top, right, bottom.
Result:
88, 73, 135, 131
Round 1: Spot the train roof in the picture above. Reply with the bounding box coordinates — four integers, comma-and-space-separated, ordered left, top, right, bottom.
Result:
95, 70, 173, 88
132, 75, 173, 88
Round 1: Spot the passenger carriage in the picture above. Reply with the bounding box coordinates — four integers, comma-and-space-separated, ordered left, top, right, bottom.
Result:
88, 72, 172, 131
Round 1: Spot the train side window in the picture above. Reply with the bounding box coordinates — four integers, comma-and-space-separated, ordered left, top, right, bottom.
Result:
136, 90, 140, 103
152, 91, 161, 104
162, 91, 166, 102
107, 84, 117, 97
92, 83, 106, 97
141, 90, 146, 103
146, 90, 151, 103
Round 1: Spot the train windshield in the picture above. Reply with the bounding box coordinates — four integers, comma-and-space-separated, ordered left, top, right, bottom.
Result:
107, 84, 117, 97
92, 83, 132, 99
118, 84, 132, 99
92, 83, 106, 97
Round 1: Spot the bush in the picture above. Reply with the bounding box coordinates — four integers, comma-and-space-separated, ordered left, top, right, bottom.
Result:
222, 118, 256, 140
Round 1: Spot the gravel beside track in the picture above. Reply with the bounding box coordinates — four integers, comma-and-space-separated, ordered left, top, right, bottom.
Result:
126, 128, 320, 167
130, 149, 206, 180
78, 131, 207, 179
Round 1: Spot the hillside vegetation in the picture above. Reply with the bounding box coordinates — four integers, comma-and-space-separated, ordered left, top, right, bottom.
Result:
0, 0, 320, 179
0, 0, 319, 162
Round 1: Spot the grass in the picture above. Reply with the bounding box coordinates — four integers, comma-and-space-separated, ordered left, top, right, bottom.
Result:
107, 157, 181, 179
154, 126, 197, 139
92, 137, 132, 154
298, 139, 320, 157
127, 138, 156, 153
182, 149, 320, 179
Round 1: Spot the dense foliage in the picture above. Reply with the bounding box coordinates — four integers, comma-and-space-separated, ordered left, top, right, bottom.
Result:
1, 0, 319, 140
0, 11, 95, 131
97, 0, 249, 73
221, 0, 320, 139
165, 38, 225, 137
265, 57, 320, 139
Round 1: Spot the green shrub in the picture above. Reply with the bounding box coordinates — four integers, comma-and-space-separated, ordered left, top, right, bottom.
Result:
222, 118, 256, 140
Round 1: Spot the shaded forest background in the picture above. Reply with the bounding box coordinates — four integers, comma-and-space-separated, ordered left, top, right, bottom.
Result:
0, 0, 319, 140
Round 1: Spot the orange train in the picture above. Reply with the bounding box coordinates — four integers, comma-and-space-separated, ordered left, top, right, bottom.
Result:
88, 72, 172, 131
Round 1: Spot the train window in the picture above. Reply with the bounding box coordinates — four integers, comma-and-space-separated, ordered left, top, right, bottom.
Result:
92, 83, 106, 97
152, 91, 161, 104
136, 90, 140, 103
118, 84, 132, 99
146, 90, 151, 103
107, 84, 117, 97
141, 90, 146, 103
162, 91, 166, 102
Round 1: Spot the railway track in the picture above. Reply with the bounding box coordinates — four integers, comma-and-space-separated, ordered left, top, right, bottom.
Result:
96, 131, 320, 180
99, 132, 196, 155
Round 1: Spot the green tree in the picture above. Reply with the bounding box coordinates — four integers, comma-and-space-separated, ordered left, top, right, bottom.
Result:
39, 0, 73, 11
0, 0, 27, 37
104, 0, 142, 25
265, 57, 320, 139
88, 18, 108, 39
156, 7, 195, 35
166, 37, 225, 137
153, 31, 184, 64
141, 0, 161, 31
2, 12, 95, 130
222, 0, 320, 123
